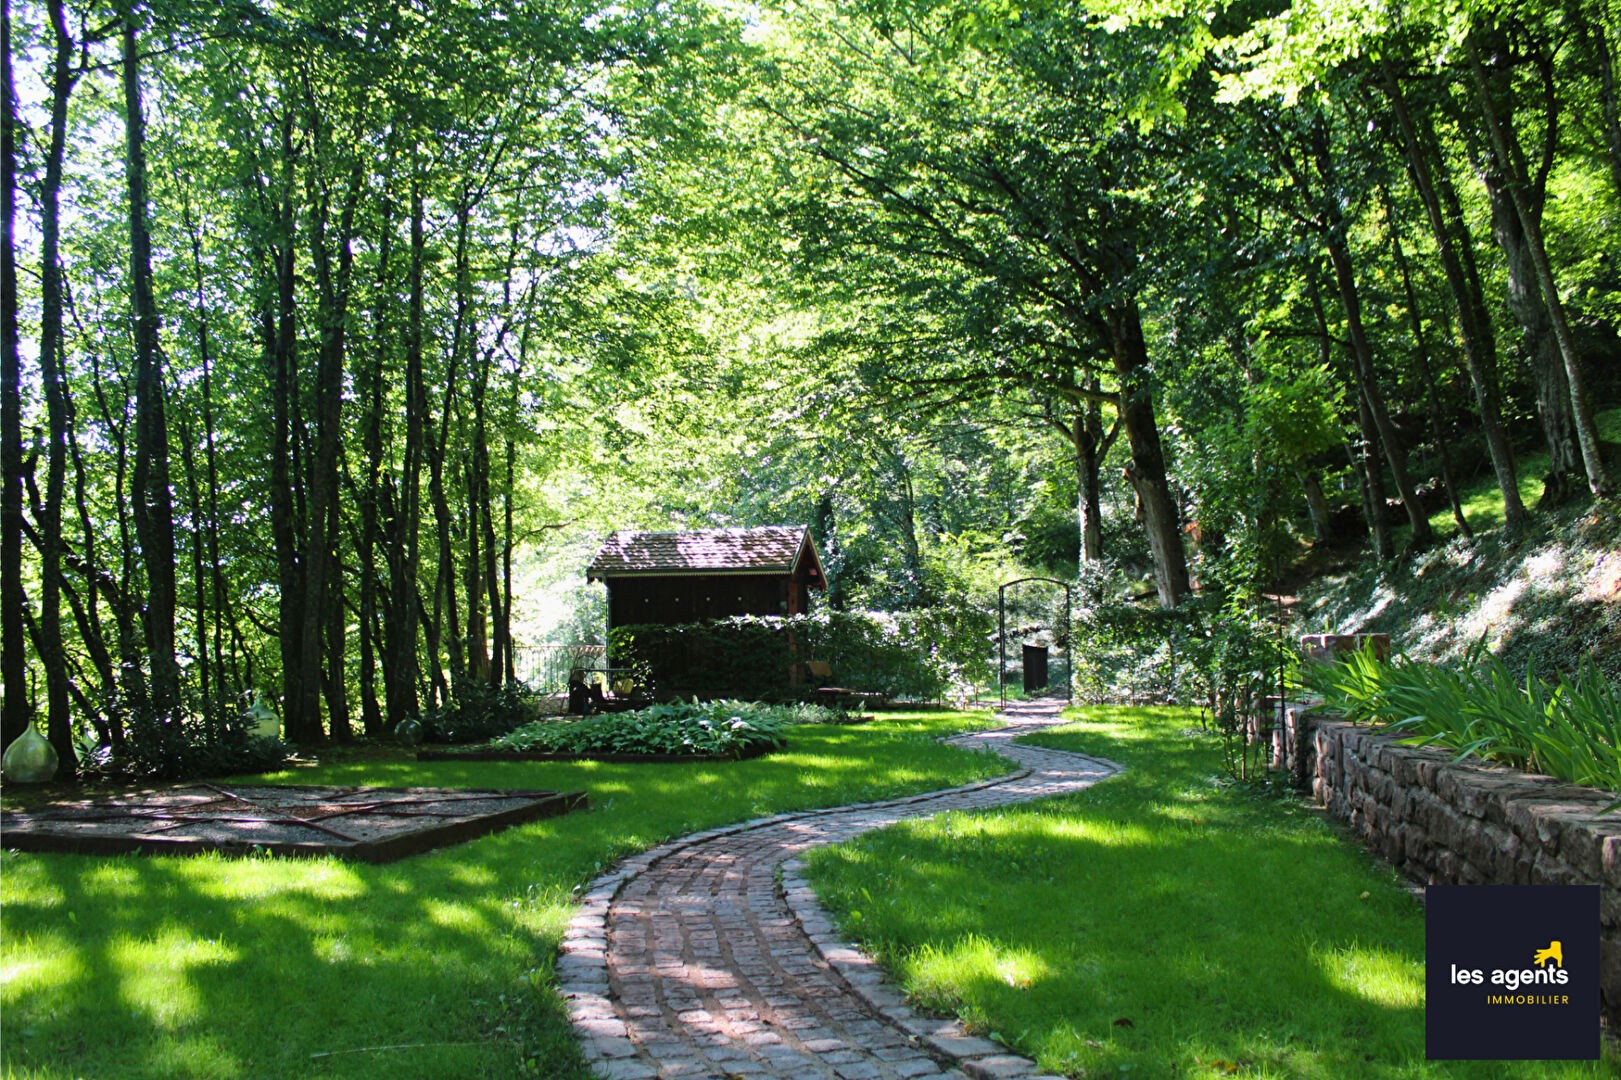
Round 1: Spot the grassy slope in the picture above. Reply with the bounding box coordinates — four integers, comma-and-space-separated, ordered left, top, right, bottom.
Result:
1298, 407, 1621, 683
804, 706, 1620, 1079
1, 712, 1009, 1080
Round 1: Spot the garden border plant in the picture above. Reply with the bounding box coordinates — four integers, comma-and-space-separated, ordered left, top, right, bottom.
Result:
1305, 642, 1621, 792
417, 700, 846, 761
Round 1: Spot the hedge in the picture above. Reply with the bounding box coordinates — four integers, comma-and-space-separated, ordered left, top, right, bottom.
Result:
609, 608, 991, 703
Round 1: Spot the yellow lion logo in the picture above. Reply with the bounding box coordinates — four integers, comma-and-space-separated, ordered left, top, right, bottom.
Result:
1534, 941, 1563, 969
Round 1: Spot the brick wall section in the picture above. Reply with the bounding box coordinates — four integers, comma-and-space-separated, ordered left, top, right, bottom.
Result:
1307, 717, 1621, 1022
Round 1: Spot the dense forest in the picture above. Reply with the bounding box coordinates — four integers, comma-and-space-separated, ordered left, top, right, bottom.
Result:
3, 0, 1618, 777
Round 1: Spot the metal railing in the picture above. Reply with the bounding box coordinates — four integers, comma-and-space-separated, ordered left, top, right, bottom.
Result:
512, 644, 608, 693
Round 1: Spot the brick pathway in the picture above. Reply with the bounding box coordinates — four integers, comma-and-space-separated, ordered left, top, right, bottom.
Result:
557, 701, 1120, 1079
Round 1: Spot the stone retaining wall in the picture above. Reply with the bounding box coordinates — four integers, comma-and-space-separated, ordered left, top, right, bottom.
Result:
1308, 717, 1621, 1022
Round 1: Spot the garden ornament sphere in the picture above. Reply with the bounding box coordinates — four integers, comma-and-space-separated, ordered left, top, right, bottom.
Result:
396, 717, 424, 745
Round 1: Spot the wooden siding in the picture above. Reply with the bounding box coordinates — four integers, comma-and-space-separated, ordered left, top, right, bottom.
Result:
607, 573, 809, 632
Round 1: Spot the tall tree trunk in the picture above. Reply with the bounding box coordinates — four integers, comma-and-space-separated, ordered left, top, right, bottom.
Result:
427, 422, 462, 691
294, 153, 359, 741
356, 198, 392, 736
86, 337, 144, 732
1380, 56, 1525, 531
1462, 39, 1584, 508
179, 189, 229, 695
1468, 32, 1614, 498
1107, 302, 1189, 607
323, 493, 350, 739
1311, 122, 1434, 551
1581, 13, 1621, 206
34, 0, 80, 773
1298, 471, 1335, 541
175, 404, 210, 701
1479, 162, 1580, 507
1352, 392, 1395, 561
1067, 384, 1113, 570
1308, 267, 1391, 558
480, 442, 504, 688
464, 457, 488, 683
63, 374, 120, 743
381, 162, 427, 727
0, 0, 24, 746
264, 108, 306, 738
816, 492, 845, 611
1383, 188, 1473, 538
426, 203, 466, 691
500, 436, 515, 685
123, 9, 180, 718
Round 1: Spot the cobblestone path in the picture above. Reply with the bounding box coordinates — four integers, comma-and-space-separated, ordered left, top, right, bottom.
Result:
557, 701, 1120, 1080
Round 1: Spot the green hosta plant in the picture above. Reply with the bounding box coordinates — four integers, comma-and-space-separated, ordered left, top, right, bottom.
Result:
1305, 644, 1621, 792
483, 699, 826, 757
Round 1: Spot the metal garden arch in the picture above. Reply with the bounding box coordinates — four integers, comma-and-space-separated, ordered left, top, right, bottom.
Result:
997, 577, 1073, 707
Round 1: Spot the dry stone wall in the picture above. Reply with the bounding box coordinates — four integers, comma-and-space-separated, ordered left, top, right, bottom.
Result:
1308, 717, 1621, 1022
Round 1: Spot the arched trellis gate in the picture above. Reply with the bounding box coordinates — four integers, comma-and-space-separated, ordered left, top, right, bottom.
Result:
998, 577, 1073, 707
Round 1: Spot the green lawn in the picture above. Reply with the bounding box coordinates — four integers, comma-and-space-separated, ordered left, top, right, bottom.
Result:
0, 711, 1010, 1080
802, 705, 1621, 1079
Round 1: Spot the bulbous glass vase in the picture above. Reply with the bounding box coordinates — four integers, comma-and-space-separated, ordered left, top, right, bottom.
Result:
2, 726, 60, 783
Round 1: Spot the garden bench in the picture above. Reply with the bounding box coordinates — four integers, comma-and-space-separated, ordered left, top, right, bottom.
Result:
803, 660, 889, 709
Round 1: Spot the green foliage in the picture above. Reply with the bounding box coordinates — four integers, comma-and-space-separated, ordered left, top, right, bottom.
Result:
611, 619, 792, 701
1305, 646, 1621, 792
486, 699, 812, 757
611, 608, 993, 702
1071, 594, 1293, 780
80, 697, 287, 783
420, 681, 551, 744
1074, 595, 1288, 699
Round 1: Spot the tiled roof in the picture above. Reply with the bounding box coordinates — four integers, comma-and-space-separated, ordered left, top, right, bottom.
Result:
588, 526, 813, 578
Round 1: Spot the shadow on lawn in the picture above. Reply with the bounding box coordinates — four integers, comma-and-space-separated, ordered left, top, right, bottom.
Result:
4, 820, 593, 1080
808, 708, 1615, 1079
3, 713, 1012, 1080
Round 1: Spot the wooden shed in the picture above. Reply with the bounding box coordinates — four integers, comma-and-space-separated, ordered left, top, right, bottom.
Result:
587, 526, 825, 635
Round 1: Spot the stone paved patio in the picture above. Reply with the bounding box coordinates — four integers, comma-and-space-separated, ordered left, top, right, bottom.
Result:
558, 700, 1119, 1079
0, 783, 587, 862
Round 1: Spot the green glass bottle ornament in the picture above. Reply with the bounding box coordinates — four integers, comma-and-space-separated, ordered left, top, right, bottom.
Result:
245, 698, 280, 739
2, 725, 59, 783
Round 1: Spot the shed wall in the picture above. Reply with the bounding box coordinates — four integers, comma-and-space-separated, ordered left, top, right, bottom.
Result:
607, 574, 800, 631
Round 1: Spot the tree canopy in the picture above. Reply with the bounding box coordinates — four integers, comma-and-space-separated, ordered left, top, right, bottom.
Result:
3, 0, 1617, 766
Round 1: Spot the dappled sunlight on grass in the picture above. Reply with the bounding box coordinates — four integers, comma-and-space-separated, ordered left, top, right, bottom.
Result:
115, 929, 238, 1026
909, 935, 1052, 1006
150, 1037, 242, 1079
3, 709, 1009, 1079
1312, 942, 1425, 1010
805, 704, 1619, 1079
